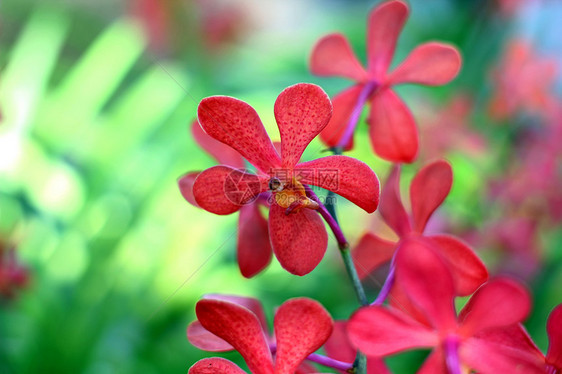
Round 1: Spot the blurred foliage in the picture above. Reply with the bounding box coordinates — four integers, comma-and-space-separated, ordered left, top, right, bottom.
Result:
0, 0, 561, 373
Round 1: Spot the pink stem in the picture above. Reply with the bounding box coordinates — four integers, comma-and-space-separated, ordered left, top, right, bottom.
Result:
337, 80, 379, 150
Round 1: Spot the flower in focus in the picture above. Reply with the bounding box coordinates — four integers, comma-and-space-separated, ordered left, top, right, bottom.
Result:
187, 295, 333, 374
353, 160, 487, 296
348, 239, 546, 374
309, 0, 461, 162
178, 121, 272, 278
190, 83, 380, 276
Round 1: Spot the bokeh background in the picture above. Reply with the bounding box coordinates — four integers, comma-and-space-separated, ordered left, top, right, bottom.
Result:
1, 0, 561, 372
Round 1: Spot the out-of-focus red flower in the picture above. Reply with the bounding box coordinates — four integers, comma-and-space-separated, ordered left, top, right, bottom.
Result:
309, 0, 461, 162
353, 160, 487, 296
178, 121, 272, 278
189, 83, 380, 276
323, 321, 390, 374
546, 304, 562, 373
348, 239, 545, 374
0, 244, 29, 300
489, 39, 558, 121
417, 95, 487, 161
187, 295, 333, 374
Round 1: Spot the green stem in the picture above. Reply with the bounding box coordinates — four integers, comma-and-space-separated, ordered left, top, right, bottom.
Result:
324, 146, 368, 374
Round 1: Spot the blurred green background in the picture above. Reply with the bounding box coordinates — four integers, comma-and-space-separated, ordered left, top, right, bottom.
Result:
1, 0, 561, 372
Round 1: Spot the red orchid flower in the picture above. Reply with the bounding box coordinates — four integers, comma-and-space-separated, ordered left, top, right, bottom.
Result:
309, 0, 461, 162
489, 39, 558, 121
191, 83, 380, 276
187, 295, 333, 374
353, 160, 487, 296
348, 238, 545, 374
323, 321, 390, 374
178, 121, 272, 278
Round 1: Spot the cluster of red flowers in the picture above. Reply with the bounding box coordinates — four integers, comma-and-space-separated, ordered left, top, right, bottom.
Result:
179, 1, 561, 373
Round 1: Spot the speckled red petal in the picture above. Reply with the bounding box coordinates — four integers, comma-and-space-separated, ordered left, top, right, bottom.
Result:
297, 155, 380, 213
195, 299, 273, 374
193, 166, 268, 215
268, 203, 327, 276
198, 96, 281, 174
274, 83, 333, 168
310, 33, 367, 81
188, 357, 248, 374
273, 298, 333, 373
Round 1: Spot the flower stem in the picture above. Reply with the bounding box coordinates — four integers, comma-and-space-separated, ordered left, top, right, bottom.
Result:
304, 186, 368, 307
336, 80, 378, 150
270, 344, 353, 372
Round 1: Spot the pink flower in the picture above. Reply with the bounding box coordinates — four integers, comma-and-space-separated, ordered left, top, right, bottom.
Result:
353, 160, 487, 296
348, 239, 545, 374
323, 321, 390, 374
0, 244, 29, 300
191, 83, 380, 276
545, 304, 562, 373
309, 0, 461, 162
178, 121, 272, 278
187, 295, 333, 374
489, 39, 558, 121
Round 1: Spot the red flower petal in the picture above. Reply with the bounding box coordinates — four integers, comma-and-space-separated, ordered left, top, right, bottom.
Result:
458, 278, 531, 336
189, 357, 247, 374
202, 294, 270, 333
297, 155, 380, 213
323, 321, 357, 363
426, 235, 488, 296
274, 298, 333, 373
274, 83, 333, 168
193, 166, 268, 215
387, 42, 462, 86
309, 33, 368, 81
396, 238, 457, 332
417, 348, 448, 374
475, 324, 543, 358
379, 164, 411, 237
409, 160, 452, 233
368, 89, 418, 163
367, 0, 409, 79
352, 232, 396, 280
237, 204, 272, 278
187, 320, 234, 352
178, 171, 201, 207
268, 202, 327, 276
198, 96, 281, 174
191, 120, 245, 168
348, 306, 437, 356
460, 337, 546, 374
319, 84, 364, 150
547, 304, 562, 368
195, 299, 273, 374
324, 321, 390, 374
